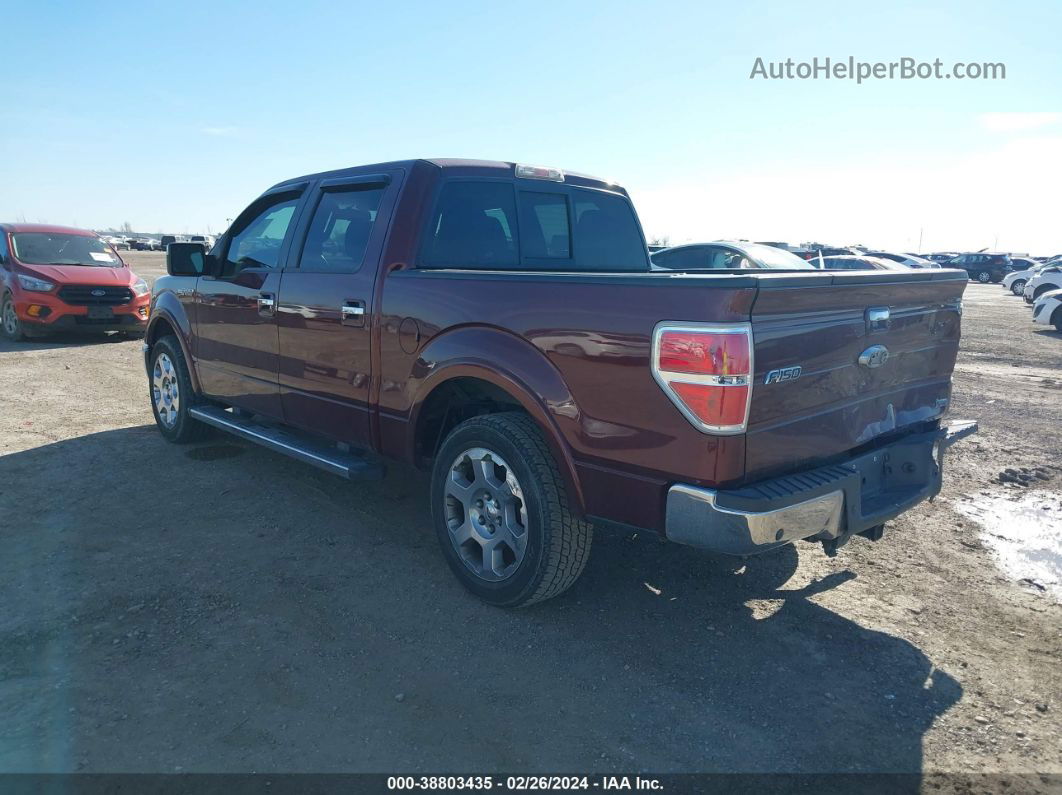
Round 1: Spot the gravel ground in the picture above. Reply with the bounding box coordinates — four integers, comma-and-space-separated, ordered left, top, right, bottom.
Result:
1, 255, 1059, 776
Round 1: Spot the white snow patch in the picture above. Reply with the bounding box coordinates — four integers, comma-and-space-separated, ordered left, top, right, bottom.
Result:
954, 491, 1062, 602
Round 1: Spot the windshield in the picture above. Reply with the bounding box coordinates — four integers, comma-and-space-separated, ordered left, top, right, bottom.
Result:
744, 243, 815, 269
12, 233, 121, 267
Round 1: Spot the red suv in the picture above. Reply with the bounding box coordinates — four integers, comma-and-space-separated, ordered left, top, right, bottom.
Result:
0, 223, 151, 341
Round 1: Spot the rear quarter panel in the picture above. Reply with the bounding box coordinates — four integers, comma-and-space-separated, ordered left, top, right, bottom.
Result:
377, 270, 756, 529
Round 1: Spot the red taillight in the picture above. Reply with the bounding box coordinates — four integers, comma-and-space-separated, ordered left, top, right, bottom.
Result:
652, 324, 753, 434
658, 330, 751, 375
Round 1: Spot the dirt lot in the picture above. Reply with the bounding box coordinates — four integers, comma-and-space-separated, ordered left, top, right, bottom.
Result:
1, 254, 1060, 775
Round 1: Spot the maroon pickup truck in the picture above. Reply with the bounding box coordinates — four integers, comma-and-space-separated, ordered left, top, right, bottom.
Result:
145, 158, 976, 606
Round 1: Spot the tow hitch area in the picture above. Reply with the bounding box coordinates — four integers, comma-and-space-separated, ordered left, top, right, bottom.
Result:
819, 419, 979, 555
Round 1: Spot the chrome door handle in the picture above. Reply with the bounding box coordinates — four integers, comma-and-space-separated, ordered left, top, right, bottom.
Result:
341, 301, 366, 327
257, 293, 276, 315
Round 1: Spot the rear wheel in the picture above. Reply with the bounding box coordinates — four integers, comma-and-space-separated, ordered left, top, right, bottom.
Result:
975, 270, 992, 283
1011, 279, 1027, 296
1, 293, 26, 341
431, 412, 593, 607
1053, 308, 1062, 333
149, 336, 210, 443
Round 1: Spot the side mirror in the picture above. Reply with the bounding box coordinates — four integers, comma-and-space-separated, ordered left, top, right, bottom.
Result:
167, 242, 207, 276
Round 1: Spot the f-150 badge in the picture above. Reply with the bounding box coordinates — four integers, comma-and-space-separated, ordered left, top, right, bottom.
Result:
764, 366, 802, 384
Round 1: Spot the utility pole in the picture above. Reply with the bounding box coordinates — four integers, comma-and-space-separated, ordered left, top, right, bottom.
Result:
918, 227, 923, 254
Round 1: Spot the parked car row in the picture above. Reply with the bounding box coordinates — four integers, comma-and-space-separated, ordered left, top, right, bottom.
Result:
98, 234, 217, 252
996, 259, 1062, 332
647, 241, 1005, 278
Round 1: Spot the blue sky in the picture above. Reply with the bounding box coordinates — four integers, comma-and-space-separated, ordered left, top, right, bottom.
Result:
2, 0, 1060, 253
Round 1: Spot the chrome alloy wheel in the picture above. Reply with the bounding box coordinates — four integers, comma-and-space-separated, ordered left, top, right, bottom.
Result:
152, 352, 181, 428
2, 298, 19, 336
443, 447, 528, 582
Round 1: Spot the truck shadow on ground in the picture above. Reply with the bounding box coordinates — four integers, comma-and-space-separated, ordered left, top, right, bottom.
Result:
0, 426, 961, 774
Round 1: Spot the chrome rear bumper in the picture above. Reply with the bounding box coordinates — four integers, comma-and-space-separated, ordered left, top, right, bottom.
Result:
665, 420, 977, 556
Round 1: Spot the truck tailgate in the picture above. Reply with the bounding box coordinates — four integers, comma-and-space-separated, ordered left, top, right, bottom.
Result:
744, 270, 967, 482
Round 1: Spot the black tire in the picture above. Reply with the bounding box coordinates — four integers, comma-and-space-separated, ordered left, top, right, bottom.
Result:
1034, 284, 1056, 300
1011, 280, 1027, 296
975, 270, 991, 283
1, 292, 26, 342
1053, 308, 1062, 333
430, 412, 592, 607
148, 335, 210, 443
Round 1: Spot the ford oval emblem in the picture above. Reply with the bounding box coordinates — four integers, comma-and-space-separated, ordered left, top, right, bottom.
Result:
91, 289, 106, 297
858, 344, 890, 368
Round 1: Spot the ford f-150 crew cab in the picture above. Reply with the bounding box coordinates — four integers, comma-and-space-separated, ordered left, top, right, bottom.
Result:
145, 158, 976, 607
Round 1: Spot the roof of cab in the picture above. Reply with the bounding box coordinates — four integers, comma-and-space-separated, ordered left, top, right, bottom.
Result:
269, 158, 619, 193
0, 223, 99, 236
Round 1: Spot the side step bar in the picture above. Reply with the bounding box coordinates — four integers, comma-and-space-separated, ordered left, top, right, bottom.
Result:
188, 406, 385, 481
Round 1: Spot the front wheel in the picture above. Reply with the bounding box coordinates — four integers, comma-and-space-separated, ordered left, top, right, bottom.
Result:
1, 293, 26, 341
976, 270, 992, 283
149, 336, 210, 443
1012, 279, 1027, 296
430, 412, 593, 607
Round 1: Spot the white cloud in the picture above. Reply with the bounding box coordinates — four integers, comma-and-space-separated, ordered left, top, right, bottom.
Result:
978, 112, 1062, 133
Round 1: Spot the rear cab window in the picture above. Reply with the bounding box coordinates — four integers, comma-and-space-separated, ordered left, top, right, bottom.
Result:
418, 177, 647, 272
570, 189, 648, 271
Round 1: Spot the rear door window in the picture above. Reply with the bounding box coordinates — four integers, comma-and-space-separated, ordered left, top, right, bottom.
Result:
420, 182, 518, 268
299, 186, 385, 272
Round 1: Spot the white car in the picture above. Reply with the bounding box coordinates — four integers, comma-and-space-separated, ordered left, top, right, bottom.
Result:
1023, 265, 1062, 304
1032, 288, 1062, 331
1003, 262, 1049, 296
864, 251, 941, 269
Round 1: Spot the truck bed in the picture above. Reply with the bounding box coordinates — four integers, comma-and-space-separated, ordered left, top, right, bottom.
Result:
377, 266, 968, 530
